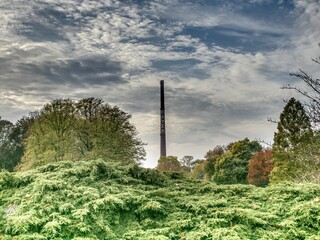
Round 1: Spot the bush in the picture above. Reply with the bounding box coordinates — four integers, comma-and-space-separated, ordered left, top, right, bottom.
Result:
1, 160, 320, 239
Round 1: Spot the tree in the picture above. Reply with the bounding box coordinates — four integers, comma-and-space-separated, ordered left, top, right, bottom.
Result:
273, 98, 313, 151
247, 149, 273, 187
8, 115, 36, 171
157, 156, 182, 172
270, 98, 313, 182
278, 47, 320, 183
18, 98, 146, 170
203, 145, 225, 179
190, 160, 206, 179
91, 103, 145, 163
75, 98, 103, 155
288, 132, 320, 183
0, 115, 34, 171
20, 99, 78, 169
0, 118, 14, 171
179, 155, 194, 172
204, 146, 225, 160
283, 47, 320, 126
213, 138, 262, 184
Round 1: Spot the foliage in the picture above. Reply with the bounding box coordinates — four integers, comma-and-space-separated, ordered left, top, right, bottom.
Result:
213, 138, 262, 184
204, 145, 225, 160
203, 145, 225, 180
273, 98, 313, 152
127, 164, 167, 186
281, 132, 320, 184
0, 116, 33, 172
0, 118, 14, 171
18, 98, 145, 170
247, 149, 273, 187
179, 156, 195, 172
271, 98, 313, 183
190, 160, 206, 180
156, 156, 182, 172
0, 160, 320, 239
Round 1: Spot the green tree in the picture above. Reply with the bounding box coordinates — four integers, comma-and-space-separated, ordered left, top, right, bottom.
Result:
0, 118, 14, 171
190, 160, 206, 179
289, 132, 320, 183
157, 156, 182, 172
8, 115, 36, 171
213, 138, 262, 184
20, 99, 78, 170
179, 155, 194, 172
270, 98, 313, 182
18, 98, 146, 170
203, 145, 225, 180
273, 98, 313, 151
0, 115, 34, 171
92, 103, 145, 163
75, 98, 103, 155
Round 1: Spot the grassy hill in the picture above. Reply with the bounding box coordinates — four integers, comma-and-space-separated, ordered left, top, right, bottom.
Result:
0, 160, 320, 240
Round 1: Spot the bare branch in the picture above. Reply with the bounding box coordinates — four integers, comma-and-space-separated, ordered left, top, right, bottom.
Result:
290, 70, 320, 95
282, 84, 320, 103
256, 138, 272, 147
280, 44, 320, 126
312, 57, 320, 64
268, 118, 278, 124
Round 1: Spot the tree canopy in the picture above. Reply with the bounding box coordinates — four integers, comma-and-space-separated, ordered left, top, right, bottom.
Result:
157, 156, 182, 172
247, 149, 273, 187
213, 138, 262, 184
271, 98, 313, 183
0, 118, 15, 171
18, 98, 145, 170
0, 117, 30, 171
194, 139, 262, 184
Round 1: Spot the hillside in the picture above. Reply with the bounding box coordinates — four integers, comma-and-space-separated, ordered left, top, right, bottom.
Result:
0, 160, 320, 240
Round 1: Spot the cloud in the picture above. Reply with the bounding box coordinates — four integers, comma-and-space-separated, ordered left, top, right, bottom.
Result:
293, 0, 320, 48
0, 0, 319, 168
159, 0, 292, 35
0, 55, 125, 87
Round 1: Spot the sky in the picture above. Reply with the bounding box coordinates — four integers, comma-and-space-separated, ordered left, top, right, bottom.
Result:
0, 0, 320, 168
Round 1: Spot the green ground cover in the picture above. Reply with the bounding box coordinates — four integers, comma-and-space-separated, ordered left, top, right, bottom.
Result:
0, 160, 319, 239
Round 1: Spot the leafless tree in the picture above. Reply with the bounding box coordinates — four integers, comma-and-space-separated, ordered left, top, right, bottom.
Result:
282, 45, 320, 127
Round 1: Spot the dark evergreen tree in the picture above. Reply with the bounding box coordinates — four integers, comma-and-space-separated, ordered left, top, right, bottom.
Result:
274, 98, 313, 151
271, 97, 313, 182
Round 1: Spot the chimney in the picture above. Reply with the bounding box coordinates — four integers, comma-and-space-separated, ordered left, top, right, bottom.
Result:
160, 80, 166, 157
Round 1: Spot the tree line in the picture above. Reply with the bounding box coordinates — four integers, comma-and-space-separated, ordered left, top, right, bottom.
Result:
157, 96, 317, 186
157, 50, 320, 186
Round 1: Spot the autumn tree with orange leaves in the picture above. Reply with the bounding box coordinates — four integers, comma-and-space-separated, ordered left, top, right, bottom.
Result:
247, 149, 273, 187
